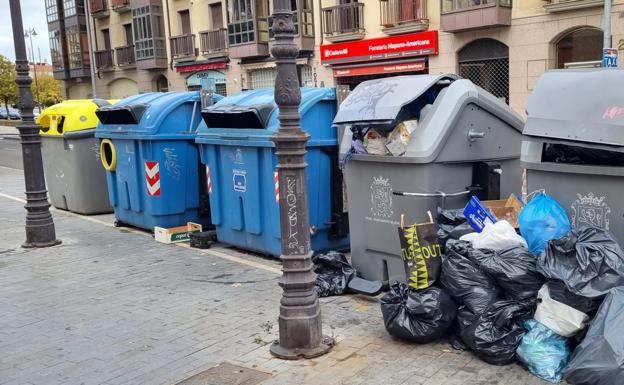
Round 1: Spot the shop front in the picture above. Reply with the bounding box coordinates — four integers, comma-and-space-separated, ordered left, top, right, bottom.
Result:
320, 30, 439, 90
175, 62, 229, 95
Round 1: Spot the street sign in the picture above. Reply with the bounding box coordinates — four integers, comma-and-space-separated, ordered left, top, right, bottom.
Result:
602, 48, 619, 68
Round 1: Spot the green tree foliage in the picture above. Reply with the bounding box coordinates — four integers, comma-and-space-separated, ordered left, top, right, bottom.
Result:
0, 55, 18, 113
33, 74, 63, 107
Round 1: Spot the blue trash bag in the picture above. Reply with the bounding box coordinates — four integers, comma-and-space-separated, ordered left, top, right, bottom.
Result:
519, 192, 571, 256
516, 319, 571, 383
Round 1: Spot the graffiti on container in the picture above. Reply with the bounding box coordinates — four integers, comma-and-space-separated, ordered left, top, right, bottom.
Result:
571, 192, 611, 230
91, 143, 101, 162
163, 147, 181, 181
602, 106, 624, 120
370, 176, 394, 219
341, 80, 398, 120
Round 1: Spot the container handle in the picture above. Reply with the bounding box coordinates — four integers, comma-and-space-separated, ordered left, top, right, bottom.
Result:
392, 189, 472, 198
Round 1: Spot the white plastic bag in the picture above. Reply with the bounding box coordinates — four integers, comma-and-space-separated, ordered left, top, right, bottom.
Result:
459, 220, 527, 251
386, 120, 418, 156
363, 129, 387, 155
534, 284, 589, 337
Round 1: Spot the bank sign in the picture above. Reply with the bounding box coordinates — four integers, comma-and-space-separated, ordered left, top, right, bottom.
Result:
320, 30, 438, 66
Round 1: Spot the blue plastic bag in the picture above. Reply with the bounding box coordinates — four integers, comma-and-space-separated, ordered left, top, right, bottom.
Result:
518, 192, 571, 256
516, 319, 571, 383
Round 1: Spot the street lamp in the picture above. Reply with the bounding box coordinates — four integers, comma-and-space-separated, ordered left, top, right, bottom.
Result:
24, 28, 41, 110
9, 0, 60, 248
269, 0, 332, 360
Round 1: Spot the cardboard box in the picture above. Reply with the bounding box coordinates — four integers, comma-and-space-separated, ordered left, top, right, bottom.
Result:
154, 222, 202, 244
482, 194, 524, 228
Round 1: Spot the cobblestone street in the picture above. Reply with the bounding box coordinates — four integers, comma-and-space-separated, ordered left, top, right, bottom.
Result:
0, 166, 551, 385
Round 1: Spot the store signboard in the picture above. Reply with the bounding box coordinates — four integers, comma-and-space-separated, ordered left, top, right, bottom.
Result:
333, 61, 426, 77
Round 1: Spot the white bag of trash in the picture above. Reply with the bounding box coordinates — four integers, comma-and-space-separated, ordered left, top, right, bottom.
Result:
460, 220, 527, 250
363, 129, 388, 155
386, 120, 418, 156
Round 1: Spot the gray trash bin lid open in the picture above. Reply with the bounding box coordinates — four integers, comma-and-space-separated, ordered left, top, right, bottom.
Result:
524, 69, 624, 148
333, 74, 458, 125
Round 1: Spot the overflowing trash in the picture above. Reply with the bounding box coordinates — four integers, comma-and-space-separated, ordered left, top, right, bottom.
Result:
518, 192, 571, 256
381, 283, 456, 343
516, 319, 571, 383
537, 227, 624, 298
564, 287, 624, 385
372, 187, 624, 383
313, 251, 356, 297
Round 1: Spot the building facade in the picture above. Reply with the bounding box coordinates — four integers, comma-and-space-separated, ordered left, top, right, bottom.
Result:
47, 0, 624, 114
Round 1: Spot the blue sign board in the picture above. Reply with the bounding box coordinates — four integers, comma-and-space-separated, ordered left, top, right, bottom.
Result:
602, 48, 619, 68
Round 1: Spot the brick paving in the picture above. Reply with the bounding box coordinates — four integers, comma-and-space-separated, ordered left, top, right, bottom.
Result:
0, 166, 551, 385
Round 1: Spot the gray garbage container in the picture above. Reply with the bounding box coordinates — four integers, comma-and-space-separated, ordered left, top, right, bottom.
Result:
521, 69, 624, 246
336, 74, 524, 284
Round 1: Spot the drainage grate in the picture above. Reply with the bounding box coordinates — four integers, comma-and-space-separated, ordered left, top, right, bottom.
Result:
174, 362, 271, 385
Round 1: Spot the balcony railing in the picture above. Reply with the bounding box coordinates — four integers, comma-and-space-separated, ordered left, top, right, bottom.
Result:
89, 0, 109, 17
170, 34, 197, 59
440, 0, 511, 32
115, 45, 135, 66
322, 2, 365, 42
94, 49, 113, 69
543, 0, 603, 12
111, 0, 130, 11
380, 0, 428, 35
199, 28, 228, 56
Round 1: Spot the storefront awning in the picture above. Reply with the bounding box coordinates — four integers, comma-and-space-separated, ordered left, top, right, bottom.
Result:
332, 59, 426, 77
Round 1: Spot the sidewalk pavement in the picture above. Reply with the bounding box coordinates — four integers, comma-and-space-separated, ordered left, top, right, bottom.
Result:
0, 125, 19, 139
0, 166, 551, 385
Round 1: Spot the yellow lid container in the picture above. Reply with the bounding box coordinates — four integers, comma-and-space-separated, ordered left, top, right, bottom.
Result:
37, 99, 118, 136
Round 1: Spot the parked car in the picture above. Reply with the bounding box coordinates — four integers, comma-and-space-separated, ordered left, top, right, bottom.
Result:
0, 107, 20, 120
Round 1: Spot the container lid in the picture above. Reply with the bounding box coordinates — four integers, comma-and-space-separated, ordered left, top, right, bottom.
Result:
196, 87, 336, 138
95, 92, 223, 139
524, 69, 624, 147
333, 74, 459, 125
38, 99, 117, 136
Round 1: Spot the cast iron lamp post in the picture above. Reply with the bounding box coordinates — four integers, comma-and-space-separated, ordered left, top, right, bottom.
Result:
269, 0, 332, 360
9, 0, 60, 248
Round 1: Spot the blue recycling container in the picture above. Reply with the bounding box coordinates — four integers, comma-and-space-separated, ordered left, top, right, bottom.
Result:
195, 87, 349, 256
95, 91, 222, 230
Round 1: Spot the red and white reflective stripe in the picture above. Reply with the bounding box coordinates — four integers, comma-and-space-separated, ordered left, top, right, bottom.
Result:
274, 171, 279, 203
206, 165, 212, 194
145, 161, 161, 196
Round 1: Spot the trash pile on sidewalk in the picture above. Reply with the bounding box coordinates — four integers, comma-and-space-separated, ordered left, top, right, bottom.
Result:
350, 191, 624, 384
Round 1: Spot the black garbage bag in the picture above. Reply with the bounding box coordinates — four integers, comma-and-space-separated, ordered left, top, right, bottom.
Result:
312, 251, 356, 297
546, 280, 602, 317
381, 283, 457, 344
538, 227, 624, 298
564, 287, 624, 385
436, 208, 475, 249
449, 305, 476, 351
543, 143, 624, 166
466, 246, 544, 301
440, 240, 502, 314
460, 300, 533, 365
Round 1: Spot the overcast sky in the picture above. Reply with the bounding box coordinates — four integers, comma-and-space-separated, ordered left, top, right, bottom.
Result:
0, 0, 51, 63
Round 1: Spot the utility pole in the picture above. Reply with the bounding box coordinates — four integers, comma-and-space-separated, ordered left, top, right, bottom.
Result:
83, 0, 97, 98
24, 28, 40, 110
9, 0, 60, 248
603, 0, 612, 49
269, 0, 332, 360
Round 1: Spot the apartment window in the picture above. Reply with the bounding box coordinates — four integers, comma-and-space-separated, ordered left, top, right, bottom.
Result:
179, 10, 191, 35
458, 38, 509, 104
46, 0, 59, 22
227, 0, 269, 45
441, 0, 511, 13
210, 2, 224, 29
66, 25, 89, 69
49, 30, 64, 71
63, 0, 84, 17
123, 23, 133, 46
269, 0, 313, 38
249, 67, 276, 89
132, 5, 167, 59
556, 27, 603, 69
